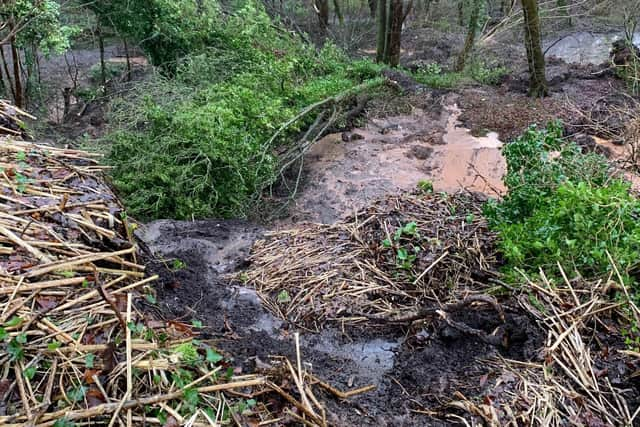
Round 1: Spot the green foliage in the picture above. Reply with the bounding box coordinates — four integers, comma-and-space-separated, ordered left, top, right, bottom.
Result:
417, 180, 434, 194
413, 64, 464, 88
89, 61, 126, 83
486, 123, 640, 282
383, 222, 421, 270
466, 59, 509, 85
108, 2, 382, 220
485, 122, 610, 225
53, 419, 75, 427
412, 58, 508, 88
87, 0, 219, 69
1, 0, 77, 55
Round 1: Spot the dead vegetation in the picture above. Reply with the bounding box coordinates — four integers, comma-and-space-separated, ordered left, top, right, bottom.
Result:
453, 264, 640, 425
243, 191, 498, 330
0, 100, 34, 138
244, 189, 640, 424
0, 137, 361, 427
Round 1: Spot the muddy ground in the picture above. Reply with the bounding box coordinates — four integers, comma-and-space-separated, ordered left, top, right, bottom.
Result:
30, 21, 640, 424
127, 33, 640, 424
137, 218, 550, 426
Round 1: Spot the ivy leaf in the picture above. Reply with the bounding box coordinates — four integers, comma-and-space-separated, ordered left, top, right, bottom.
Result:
85, 353, 95, 368
277, 290, 291, 303
206, 347, 223, 364
24, 365, 37, 380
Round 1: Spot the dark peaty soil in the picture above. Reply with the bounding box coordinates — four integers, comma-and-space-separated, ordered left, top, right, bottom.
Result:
137, 219, 547, 426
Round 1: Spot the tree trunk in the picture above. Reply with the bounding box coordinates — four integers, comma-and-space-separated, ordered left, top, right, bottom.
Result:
11, 39, 23, 108
98, 24, 107, 88
376, 0, 388, 63
557, 0, 572, 26
333, 0, 344, 24
387, 0, 404, 66
124, 39, 132, 82
502, 0, 514, 15
457, 1, 464, 26
0, 46, 16, 102
315, 0, 330, 30
521, 0, 548, 97
368, 0, 376, 17
455, 0, 481, 71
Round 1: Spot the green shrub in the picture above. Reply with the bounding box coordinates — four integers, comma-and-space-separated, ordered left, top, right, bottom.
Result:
466, 59, 509, 85
107, 3, 382, 220
486, 122, 640, 281
413, 64, 464, 89
89, 61, 126, 83
497, 180, 640, 278
485, 122, 610, 225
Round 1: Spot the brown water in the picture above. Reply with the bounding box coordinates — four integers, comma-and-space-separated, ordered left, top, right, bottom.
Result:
290, 100, 506, 223
433, 104, 505, 195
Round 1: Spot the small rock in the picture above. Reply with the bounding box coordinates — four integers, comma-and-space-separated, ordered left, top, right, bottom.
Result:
407, 145, 433, 160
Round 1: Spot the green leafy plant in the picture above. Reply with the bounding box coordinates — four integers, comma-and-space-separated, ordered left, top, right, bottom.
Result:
171, 259, 186, 271
486, 122, 640, 286
417, 179, 433, 194
383, 221, 421, 270
107, 4, 383, 221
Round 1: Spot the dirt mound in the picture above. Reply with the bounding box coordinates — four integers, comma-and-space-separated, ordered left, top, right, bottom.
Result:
244, 192, 498, 330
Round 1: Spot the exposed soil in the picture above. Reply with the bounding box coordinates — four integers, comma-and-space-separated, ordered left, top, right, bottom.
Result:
27, 21, 635, 424
137, 218, 550, 426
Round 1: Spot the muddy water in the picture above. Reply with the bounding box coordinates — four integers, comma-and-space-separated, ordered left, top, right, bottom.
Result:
434, 104, 505, 194
545, 31, 640, 65
291, 100, 505, 223
594, 136, 640, 191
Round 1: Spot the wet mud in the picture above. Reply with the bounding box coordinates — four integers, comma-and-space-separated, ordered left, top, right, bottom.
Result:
288, 94, 506, 224
134, 32, 640, 424
138, 219, 547, 426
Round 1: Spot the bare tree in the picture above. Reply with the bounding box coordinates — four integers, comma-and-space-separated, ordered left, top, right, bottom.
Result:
314, 0, 330, 30
521, 0, 548, 97
455, 0, 482, 71
376, 0, 413, 66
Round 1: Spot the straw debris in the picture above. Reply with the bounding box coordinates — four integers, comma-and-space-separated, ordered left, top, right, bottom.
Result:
243, 192, 499, 330
0, 136, 337, 426
451, 265, 639, 425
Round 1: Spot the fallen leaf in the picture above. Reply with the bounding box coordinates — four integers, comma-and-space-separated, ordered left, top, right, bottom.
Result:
164, 415, 179, 427
36, 297, 58, 310
86, 387, 105, 408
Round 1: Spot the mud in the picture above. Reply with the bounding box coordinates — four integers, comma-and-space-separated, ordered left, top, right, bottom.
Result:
544, 31, 640, 65
288, 93, 506, 224
138, 218, 548, 426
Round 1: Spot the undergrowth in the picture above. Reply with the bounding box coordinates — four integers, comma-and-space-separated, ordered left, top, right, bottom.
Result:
107, 2, 383, 220
485, 122, 640, 286
411, 58, 508, 89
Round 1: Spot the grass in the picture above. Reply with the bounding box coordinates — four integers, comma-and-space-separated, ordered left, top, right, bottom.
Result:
411, 58, 509, 89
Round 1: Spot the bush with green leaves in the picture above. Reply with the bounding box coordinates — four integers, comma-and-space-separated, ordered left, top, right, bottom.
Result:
107, 2, 383, 220
486, 122, 640, 282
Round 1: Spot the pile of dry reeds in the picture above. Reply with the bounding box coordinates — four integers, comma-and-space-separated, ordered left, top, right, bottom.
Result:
452, 262, 640, 425
0, 100, 34, 137
570, 95, 640, 169
0, 138, 339, 426
243, 192, 498, 330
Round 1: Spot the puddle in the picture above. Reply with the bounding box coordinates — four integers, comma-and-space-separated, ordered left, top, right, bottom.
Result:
311, 332, 401, 385
544, 31, 640, 64
432, 104, 505, 194
593, 136, 640, 191
290, 100, 506, 223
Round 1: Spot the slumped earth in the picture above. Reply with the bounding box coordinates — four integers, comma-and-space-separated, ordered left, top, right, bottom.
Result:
134, 35, 640, 425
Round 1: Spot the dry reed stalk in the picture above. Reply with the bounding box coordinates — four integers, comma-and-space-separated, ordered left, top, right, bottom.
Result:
241, 192, 498, 330
0, 135, 333, 426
